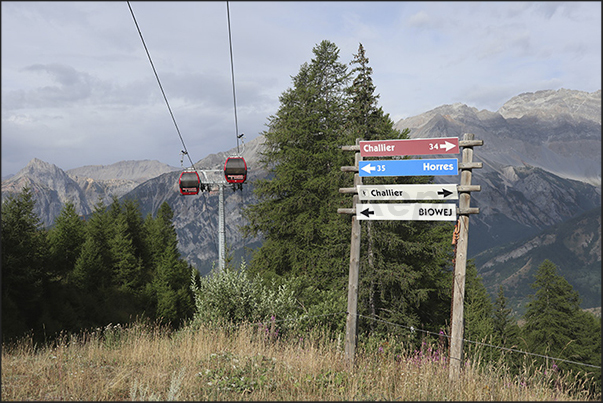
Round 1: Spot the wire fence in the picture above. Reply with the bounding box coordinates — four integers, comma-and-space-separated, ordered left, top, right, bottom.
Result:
262, 310, 601, 370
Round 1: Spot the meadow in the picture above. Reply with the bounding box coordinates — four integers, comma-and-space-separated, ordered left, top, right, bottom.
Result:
2, 320, 598, 401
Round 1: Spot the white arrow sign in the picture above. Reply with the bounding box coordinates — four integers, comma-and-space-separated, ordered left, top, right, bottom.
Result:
358, 184, 458, 201
440, 140, 456, 152
356, 203, 457, 221
361, 163, 376, 174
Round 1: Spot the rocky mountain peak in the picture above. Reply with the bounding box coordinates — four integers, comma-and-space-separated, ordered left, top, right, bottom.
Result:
14, 158, 71, 184
498, 88, 601, 123
66, 159, 179, 182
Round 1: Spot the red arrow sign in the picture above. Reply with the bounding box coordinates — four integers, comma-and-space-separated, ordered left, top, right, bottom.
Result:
360, 137, 459, 157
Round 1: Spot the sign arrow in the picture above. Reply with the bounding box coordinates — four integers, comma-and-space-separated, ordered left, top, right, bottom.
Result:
361, 163, 376, 174
440, 140, 456, 152
360, 208, 375, 218
438, 188, 453, 198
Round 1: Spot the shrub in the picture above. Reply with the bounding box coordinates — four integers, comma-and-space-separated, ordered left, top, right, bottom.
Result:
189, 261, 299, 331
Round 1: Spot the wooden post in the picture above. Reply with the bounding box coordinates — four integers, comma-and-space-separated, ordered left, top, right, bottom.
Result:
344, 141, 362, 369
449, 133, 481, 380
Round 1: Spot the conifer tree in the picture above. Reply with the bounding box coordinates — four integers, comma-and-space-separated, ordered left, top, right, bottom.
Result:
47, 201, 85, 278
44, 201, 86, 335
109, 212, 143, 295
71, 199, 116, 326
492, 285, 520, 347
1, 187, 48, 340
522, 259, 601, 388
462, 262, 495, 360
121, 198, 149, 267
145, 202, 194, 326
72, 200, 112, 292
243, 40, 354, 295
345, 43, 454, 336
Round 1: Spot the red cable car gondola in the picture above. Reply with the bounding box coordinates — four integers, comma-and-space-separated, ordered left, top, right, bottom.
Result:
224, 156, 247, 184
179, 169, 201, 195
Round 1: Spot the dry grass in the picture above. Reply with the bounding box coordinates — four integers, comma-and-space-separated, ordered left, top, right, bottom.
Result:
1, 321, 598, 401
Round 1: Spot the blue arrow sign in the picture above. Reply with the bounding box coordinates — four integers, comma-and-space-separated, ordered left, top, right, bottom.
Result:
358, 158, 458, 177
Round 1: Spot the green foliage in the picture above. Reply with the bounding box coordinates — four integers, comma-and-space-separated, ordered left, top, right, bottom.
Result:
1, 188, 194, 342
490, 285, 522, 368
189, 261, 298, 329
521, 259, 601, 395
47, 201, 85, 278
242, 40, 355, 291
1, 187, 48, 341
464, 261, 494, 342
242, 41, 457, 343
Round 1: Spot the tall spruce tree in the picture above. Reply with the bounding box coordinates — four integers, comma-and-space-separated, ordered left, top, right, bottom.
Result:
243, 41, 458, 338
71, 199, 116, 326
492, 285, 520, 347
242, 40, 354, 297
47, 201, 85, 278
44, 201, 87, 335
1, 187, 48, 341
144, 202, 194, 326
345, 43, 455, 336
523, 259, 601, 387
109, 212, 143, 295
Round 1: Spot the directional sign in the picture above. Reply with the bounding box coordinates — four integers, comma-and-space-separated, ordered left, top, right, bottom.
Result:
358, 184, 458, 201
360, 137, 459, 157
359, 158, 458, 177
356, 203, 457, 221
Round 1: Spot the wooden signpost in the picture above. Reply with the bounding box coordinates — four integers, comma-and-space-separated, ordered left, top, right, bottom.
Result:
338, 133, 482, 376
448, 133, 482, 380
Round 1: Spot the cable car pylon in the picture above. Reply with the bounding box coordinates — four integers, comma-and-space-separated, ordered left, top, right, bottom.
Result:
175, 1, 248, 270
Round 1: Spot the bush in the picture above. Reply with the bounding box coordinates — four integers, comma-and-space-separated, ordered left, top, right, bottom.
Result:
189, 261, 299, 330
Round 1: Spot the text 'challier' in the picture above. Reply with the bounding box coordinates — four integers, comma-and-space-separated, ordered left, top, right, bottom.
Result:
363, 144, 395, 152
370, 189, 403, 197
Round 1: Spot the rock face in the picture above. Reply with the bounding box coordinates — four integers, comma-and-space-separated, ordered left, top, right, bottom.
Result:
474, 206, 601, 313
2, 89, 600, 311
395, 89, 601, 186
2, 159, 180, 226
66, 160, 179, 181
497, 88, 601, 124
2, 158, 91, 225
393, 89, 601, 254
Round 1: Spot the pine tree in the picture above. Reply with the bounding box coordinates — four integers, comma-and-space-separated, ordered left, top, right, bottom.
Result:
463, 263, 493, 333
492, 285, 520, 347
121, 198, 149, 266
242, 40, 354, 295
145, 202, 194, 326
42, 201, 87, 335
345, 43, 454, 336
522, 259, 601, 388
462, 262, 495, 360
1, 187, 48, 340
70, 199, 116, 326
109, 212, 143, 295
47, 201, 85, 278
72, 200, 112, 291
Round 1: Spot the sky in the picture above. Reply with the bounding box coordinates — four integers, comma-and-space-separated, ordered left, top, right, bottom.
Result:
2, 1, 601, 177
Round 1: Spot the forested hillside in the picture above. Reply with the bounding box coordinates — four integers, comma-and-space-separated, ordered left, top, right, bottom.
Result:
1, 188, 197, 342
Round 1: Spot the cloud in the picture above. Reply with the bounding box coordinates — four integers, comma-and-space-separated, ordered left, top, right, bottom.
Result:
1, 1, 600, 177
407, 10, 432, 29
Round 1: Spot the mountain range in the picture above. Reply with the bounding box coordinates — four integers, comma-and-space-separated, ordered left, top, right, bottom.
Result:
2, 88, 600, 315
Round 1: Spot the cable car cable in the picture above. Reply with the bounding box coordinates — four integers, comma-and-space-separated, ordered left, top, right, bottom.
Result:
127, 1, 196, 169
226, 1, 240, 155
